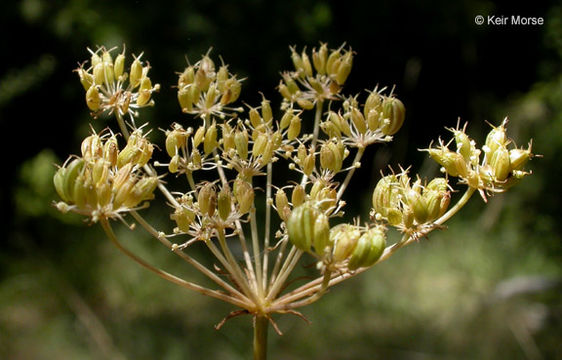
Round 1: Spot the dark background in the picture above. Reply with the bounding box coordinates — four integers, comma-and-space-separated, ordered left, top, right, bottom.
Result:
2, 1, 561, 359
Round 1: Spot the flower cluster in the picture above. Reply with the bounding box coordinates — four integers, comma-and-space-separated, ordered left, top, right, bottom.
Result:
279, 43, 353, 108
76, 46, 160, 120
286, 202, 387, 272
423, 119, 533, 200
371, 171, 451, 233
53, 43, 534, 357
177, 52, 243, 119
54, 128, 158, 222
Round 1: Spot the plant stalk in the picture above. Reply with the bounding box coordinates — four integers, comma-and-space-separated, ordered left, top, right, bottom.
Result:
253, 315, 269, 360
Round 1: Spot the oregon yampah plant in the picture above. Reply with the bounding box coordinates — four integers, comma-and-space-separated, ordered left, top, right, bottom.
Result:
53, 43, 534, 359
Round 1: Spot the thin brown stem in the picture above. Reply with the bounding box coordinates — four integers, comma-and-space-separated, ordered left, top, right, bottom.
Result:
100, 218, 248, 308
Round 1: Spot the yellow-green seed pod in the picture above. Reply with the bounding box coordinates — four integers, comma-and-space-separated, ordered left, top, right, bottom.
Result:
113, 176, 136, 209
116, 144, 137, 168
86, 86, 101, 111
168, 154, 180, 173
261, 98, 273, 126
193, 126, 206, 148
234, 129, 249, 160
103, 137, 118, 166
137, 140, 153, 167
114, 53, 125, 79
130, 58, 143, 88
335, 51, 353, 85
350, 107, 367, 134
348, 227, 386, 270
259, 141, 275, 166
253, 133, 268, 157
320, 120, 342, 139
485, 123, 507, 157
331, 224, 361, 262
509, 147, 531, 171
364, 91, 383, 118
291, 184, 306, 207
308, 77, 324, 94
328, 111, 351, 137
78, 69, 94, 91
166, 129, 184, 157
203, 123, 218, 155
287, 115, 301, 140
178, 86, 193, 112
452, 129, 472, 161
112, 163, 133, 192
406, 189, 428, 224
81, 134, 102, 160
302, 153, 315, 176
216, 66, 229, 90
312, 43, 328, 75
189, 148, 201, 169
171, 206, 196, 233
92, 158, 109, 186
320, 141, 343, 173
282, 73, 299, 94
136, 77, 152, 106
233, 178, 254, 214
62, 158, 85, 202
278, 83, 292, 100
296, 144, 307, 164
54, 167, 69, 202
189, 83, 201, 105
309, 181, 325, 200
423, 189, 449, 221
72, 174, 89, 209
426, 177, 448, 192
222, 125, 235, 153
317, 187, 337, 212
224, 83, 243, 108
490, 145, 511, 181
312, 211, 330, 255
286, 202, 329, 253
301, 51, 313, 77
279, 109, 297, 130
272, 131, 283, 149
275, 189, 290, 221
204, 83, 218, 109
428, 149, 468, 178
290, 48, 304, 75
124, 176, 158, 208
194, 67, 211, 92
380, 97, 405, 135
366, 110, 381, 131
217, 187, 232, 220
372, 175, 400, 215
93, 63, 104, 85
96, 182, 112, 208
198, 182, 216, 216
249, 107, 262, 128
296, 98, 315, 110
102, 50, 113, 65
251, 124, 266, 142
91, 52, 102, 68
326, 49, 341, 77
178, 66, 195, 88
103, 61, 115, 84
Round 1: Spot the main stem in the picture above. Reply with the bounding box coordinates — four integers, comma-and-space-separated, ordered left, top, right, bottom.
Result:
253, 315, 269, 360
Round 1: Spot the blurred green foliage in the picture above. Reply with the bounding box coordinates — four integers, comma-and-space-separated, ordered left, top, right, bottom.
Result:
2, 1, 561, 359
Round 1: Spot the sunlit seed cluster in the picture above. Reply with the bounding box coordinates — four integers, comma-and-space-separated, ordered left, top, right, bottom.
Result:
77, 46, 160, 121
54, 128, 158, 222
53, 43, 535, 324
